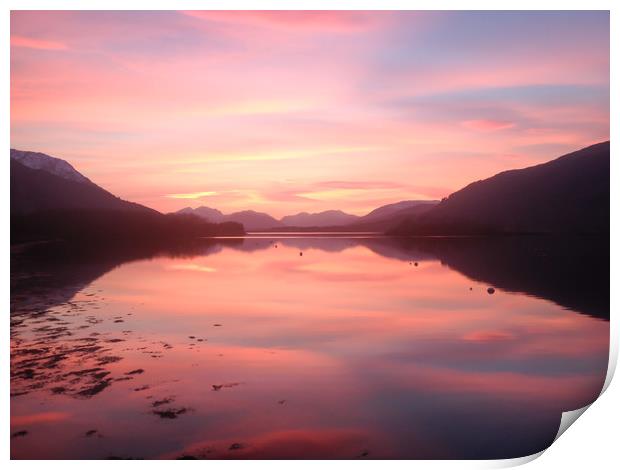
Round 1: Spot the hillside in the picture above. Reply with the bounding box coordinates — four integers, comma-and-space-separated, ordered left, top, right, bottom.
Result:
281, 210, 359, 227
391, 141, 610, 235
10, 150, 244, 242
11, 158, 153, 215
178, 200, 438, 232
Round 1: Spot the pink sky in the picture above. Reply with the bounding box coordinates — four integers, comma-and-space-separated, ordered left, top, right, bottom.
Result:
10, 11, 609, 216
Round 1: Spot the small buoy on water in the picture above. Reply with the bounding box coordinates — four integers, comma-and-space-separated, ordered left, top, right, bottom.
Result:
299, 252, 303, 256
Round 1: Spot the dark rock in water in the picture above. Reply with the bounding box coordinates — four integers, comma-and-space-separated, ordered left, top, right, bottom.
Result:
469, 287, 473, 291
229, 443, 243, 451
299, 252, 303, 256
487, 287, 496, 294
93, 371, 111, 380
11, 430, 28, 439
212, 382, 240, 391
77, 379, 111, 397
114, 376, 134, 383
125, 368, 144, 375
414, 262, 418, 267
277, 399, 286, 405
188, 336, 195, 339
97, 355, 123, 365
152, 407, 187, 419
213, 324, 222, 327
152, 397, 174, 407
20, 369, 35, 379
358, 450, 369, 458
133, 385, 150, 392
85, 430, 98, 437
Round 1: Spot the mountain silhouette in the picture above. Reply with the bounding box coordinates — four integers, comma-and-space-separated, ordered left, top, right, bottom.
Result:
177, 206, 282, 230
281, 210, 359, 227
226, 210, 283, 231
11, 155, 153, 215
10, 150, 243, 242
11, 149, 93, 185
178, 200, 438, 232
391, 141, 610, 235
344, 200, 438, 232
358, 200, 438, 223
177, 206, 225, 222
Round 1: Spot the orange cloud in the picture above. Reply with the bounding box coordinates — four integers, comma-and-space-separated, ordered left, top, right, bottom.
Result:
166, 191, 218, 199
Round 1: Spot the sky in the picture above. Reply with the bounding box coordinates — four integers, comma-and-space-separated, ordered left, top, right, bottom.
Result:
10, 11, 610, 217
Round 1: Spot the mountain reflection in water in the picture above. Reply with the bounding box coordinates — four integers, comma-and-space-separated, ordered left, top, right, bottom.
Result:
10, 235, 609, 459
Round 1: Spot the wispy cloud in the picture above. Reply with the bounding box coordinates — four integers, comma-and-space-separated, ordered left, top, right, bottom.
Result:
461, 119, 516, 132
166, 191, 218, 199
11, 35, 67, 50
169, 146, 383, 167
180, 10, 379, 32
10, 11, 609, 215
314, 180, 405, 190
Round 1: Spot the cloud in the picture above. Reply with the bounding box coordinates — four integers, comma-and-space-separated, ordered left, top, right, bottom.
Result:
169, 147, 382, 167
461, 119, 515, 132
9, 11, 609, 217
180, 10, 377, 32
314, 180, 405, 190
166, 191, 218, 199
11, 35, 67, 50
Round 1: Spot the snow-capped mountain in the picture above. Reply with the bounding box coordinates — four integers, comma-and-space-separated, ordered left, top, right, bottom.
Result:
10, 149, 92, 185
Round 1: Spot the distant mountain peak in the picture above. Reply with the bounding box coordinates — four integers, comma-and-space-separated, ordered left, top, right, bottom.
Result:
280, 209, 359, 227
176, 207, 281, 230
11, 149, 91, 185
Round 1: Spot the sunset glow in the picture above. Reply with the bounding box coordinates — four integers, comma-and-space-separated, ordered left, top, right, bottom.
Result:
10, 10, 609, 216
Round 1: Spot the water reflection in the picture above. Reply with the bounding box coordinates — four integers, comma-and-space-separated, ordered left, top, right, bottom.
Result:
11, 235, 609, 459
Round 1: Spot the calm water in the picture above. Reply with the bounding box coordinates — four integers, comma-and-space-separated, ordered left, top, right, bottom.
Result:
10, 235, 609, 459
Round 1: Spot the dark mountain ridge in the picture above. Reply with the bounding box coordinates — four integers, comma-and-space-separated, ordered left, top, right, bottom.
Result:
10, 150, 244, 243
280, 210, 359, 227
391, 141, 610, 235
179, 200, 439, 232
11, 158, 153, 215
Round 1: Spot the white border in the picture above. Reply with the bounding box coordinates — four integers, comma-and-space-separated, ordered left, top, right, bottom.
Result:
2, 1, 617, 468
